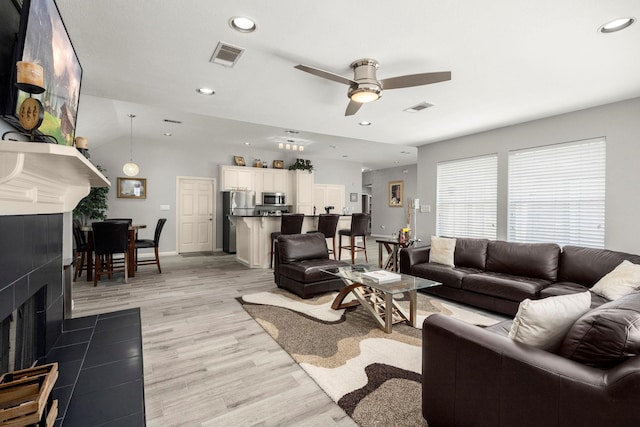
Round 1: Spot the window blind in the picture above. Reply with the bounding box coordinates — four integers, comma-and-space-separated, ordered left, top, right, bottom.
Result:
436, 155, 497, 239
507, 138, 606, 248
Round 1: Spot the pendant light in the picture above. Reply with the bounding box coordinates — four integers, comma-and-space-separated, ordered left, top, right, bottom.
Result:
122, 114, 140, 177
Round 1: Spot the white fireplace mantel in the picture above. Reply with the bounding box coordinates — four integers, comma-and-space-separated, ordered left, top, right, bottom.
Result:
0, 140, 110, 216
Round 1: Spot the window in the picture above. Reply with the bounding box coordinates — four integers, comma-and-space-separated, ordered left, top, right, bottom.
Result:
508, 138, 605, 248
436, 155, 497, 239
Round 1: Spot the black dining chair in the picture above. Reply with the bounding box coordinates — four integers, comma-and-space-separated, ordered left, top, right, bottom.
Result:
307, 214, 340, 259
338, 213, 370, 264
104, 218, 132, 225
91, 221, 130, 286
135, 218, 167, 273
270, 214, 305, 268
72, 219, 89, 281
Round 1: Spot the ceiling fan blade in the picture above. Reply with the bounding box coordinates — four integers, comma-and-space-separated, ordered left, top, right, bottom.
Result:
345, 100, 362, 116
294, 64, 356, 86
380, 71, 451, 90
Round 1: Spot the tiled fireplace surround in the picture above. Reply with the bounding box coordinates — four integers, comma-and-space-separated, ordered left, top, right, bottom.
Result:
1, 214, 146, 426
0, 214, 64, 367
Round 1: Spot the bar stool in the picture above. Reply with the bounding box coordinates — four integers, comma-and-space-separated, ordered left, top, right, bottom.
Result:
338, 213, 370, 264
270, 214, 305, 268
72, 219, 89, 281
307, 214, 340, 259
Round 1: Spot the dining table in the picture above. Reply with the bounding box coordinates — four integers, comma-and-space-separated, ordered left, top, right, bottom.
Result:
82, 224, 147, 281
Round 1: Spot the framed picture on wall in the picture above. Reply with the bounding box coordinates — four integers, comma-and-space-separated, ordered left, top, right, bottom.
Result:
117, 177, 147, 199
389, 180, 403, 207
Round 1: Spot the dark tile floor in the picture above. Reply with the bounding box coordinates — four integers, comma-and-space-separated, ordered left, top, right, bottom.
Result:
44, 308, 145, 426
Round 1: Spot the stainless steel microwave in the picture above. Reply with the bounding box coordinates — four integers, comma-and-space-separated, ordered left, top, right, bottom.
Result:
262, 192, 286, 205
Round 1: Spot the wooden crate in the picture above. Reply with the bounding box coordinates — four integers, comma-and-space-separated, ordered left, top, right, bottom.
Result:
0, 363, 58, 426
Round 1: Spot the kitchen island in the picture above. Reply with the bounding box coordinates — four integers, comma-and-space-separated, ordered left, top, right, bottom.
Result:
231, 214, 352, 268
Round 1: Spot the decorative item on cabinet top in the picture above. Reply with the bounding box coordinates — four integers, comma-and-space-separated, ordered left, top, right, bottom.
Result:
233, 156, 246, 166
273, 160, 284, 169
288, 158, 313, 172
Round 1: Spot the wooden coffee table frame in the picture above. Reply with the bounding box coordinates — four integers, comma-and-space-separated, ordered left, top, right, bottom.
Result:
330, 275, 428, 333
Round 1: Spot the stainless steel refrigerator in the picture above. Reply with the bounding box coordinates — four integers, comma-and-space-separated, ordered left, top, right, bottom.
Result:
222, 190, 256, 253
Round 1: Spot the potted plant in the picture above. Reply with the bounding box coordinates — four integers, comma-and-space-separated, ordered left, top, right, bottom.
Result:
288, 158, 314, 173
73, 165, 108, 224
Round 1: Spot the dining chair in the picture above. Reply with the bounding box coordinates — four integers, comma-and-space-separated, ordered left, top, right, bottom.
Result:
270, 214, 305, 268
72, 219, 89, 281
135, 218, 167, 273
104, 218, 132, 225
338, 213, 370, 264
91, 221, 130, 286
307, 214, 340, 259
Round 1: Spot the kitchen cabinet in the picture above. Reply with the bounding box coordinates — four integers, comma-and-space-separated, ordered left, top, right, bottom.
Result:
312, 184, 345, 214
220, 165, 254, 190
261, 169, 288, 195
220, 166, 289, 199
291, 171, 314, 214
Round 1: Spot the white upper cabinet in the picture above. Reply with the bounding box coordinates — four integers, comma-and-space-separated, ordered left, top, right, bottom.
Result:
219, 166, 289, 199
312, 184, 345, 214
291, 171, 314, 214
220, 165, 255, 190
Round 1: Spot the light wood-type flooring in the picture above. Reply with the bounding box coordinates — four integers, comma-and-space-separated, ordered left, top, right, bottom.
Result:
71, 239, 390, 426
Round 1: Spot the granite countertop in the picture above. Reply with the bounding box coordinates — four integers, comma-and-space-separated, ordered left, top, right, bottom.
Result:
231, 214, 351, 217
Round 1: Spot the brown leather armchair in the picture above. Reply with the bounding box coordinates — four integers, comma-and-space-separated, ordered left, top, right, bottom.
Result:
274, 232, 348, 298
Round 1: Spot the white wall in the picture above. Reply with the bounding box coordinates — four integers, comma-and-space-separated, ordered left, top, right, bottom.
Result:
362, 165, 418, 238
90, 136, 363, 252
416, 97, 640, 254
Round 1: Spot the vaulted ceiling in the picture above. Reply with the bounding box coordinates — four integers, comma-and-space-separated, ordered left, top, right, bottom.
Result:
57, 0, 640, 170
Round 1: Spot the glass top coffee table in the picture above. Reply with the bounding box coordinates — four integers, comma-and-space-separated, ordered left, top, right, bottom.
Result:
321, 265, 440, 333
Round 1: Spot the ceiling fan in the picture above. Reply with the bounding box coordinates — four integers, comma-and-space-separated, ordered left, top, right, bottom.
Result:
294, 58, 451, 116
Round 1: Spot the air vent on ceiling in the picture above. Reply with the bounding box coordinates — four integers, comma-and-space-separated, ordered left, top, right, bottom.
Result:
404, 102, 434, 113
210, 42, 245, 67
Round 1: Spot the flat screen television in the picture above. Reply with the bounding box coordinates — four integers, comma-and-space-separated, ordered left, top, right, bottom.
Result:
0, 0, 22, 111
2, 0, 82, 145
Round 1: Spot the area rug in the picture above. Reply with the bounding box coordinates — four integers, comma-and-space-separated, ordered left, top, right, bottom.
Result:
239, 289, 502, 426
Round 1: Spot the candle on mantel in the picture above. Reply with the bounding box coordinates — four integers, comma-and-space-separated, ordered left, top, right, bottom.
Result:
74, 137, 88, 149
16, 61, 45, 94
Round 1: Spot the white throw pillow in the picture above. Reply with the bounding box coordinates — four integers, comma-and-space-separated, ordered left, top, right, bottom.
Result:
429, 236, 456, 267
508, 291, 591, 351
590, 260, 640, 301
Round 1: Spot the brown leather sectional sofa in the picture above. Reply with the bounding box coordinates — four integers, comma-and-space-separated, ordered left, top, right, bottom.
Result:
423, 289, 640, 427
400, 238, 640, 316
402, 238, 640, 426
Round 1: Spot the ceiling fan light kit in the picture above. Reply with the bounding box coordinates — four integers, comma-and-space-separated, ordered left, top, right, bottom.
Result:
294, 57, 451, 116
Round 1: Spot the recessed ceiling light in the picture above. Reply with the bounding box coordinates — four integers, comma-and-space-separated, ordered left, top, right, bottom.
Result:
599, 17, 635, 33
163, 132, 172, 137
359, 121, 372, 126
244, 142, 251, 146
284, 130, 299, 134
229, 16, 257, 33
196, 87, 215, 95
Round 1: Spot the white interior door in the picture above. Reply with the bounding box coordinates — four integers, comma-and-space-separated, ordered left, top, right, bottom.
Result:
178, 177, 215, 253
